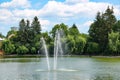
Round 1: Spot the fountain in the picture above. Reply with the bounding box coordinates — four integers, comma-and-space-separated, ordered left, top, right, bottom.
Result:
54, 29, 63, 70
40, 37, 50, 71
41, 29, 64, 71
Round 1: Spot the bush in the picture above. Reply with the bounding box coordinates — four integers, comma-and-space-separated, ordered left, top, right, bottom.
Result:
117, 42, 120, 54
16, 46, 28, 55
31, 47, 36, 54
108, 32, 119, 55
75, 36, 86, 54
2, 40, 15, 54
86, 42, 100, 55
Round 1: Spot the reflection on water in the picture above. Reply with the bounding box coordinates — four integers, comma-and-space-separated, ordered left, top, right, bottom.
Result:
0, 58, 40, 63
0, 57, 120, 80
93, 74, 114, 80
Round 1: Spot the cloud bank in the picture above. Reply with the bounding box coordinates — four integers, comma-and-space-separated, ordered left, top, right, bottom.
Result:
0, 0, 120, 35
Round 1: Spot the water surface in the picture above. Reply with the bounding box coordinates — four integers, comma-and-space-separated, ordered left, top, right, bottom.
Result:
0, 57, 120, 80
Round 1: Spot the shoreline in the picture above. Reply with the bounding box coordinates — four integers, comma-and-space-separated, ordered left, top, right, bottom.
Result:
0, 54, 41, 58
1, 54, 120, 58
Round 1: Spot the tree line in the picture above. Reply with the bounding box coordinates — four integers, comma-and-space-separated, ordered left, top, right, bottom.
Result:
0, 7, 120, 56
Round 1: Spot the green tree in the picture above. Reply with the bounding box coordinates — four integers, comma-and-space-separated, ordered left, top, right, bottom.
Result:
31, 47, 36, 54
31, 16, 41, 35
67, 24, 87, 55
50, 23, 68, 38
66, 34, 86, 55
16, 45, 28, 55
66, 35, 75, 54
30, 16, 41, 52
7, 30, 17, 39
18, 19, 27, 44
74, 36, 86, 54
41, 32, 52, 44
68, 24, 79, 36
103, 6, 116, 33
86, 42, 100, 55
117, 41, 120, 54
89, 7, 117, 53
2, 40, 15, 54
113, 20, 120, 33
108, 32, 120, 55
48, 41, 54, 55
24, 20, 31, 43
19, 19, 26, 32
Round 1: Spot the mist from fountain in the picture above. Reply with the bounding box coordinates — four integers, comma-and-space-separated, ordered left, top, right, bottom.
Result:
41, 37, 50, 71
54, 29, 64, 70
41, 29, 64, 71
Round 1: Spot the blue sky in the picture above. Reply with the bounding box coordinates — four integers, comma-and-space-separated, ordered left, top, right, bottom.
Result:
0, 0, 120, 36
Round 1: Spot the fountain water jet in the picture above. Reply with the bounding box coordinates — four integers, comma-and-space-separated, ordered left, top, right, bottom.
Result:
54, 29, 63, 70
41, 37, 50, 71
41, 29, 64, 71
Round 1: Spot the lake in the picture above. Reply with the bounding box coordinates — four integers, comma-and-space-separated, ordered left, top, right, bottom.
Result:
0, 56, 120, 80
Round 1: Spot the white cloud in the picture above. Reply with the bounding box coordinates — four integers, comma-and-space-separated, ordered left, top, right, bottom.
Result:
114, 6, 120, 17
0, 9, 23, 26
83, 21, 93, 26
0, 1, 119, 22
39, 1, 73, 17
13, 9, 39, 18
0, 9, 50, 31
78, 21, 93, 33
38, 19, 50, 31
40, 19, 50, 26
0, 9, 13, 20
38, 1, 120, 18
0, 0, 31, 8
0, 9, 15, 24
0, 0, 120, 35
65, 0, 89, 4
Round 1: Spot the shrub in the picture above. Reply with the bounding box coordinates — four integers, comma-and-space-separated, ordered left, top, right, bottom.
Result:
31, 47, 36, 54
16, 46, 28, 55
86, 42, 100, 55
2, 40, 15, 54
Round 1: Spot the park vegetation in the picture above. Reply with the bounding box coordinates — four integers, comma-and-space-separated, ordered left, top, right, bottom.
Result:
0, 7, 120, 56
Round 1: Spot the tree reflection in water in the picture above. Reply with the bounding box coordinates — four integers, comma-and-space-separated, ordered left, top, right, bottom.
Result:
93, 74, 113, 80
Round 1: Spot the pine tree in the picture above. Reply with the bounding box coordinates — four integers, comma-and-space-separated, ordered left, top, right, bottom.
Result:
18, 19, 26, 43
69, 24, 79, 35
31, 16, 41, 35
89, 7, 117, 53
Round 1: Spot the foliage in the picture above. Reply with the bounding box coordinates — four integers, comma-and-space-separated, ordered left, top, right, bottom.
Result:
108, 32, 120, 55
0, 33, 5, 38
48, 41, 54, 55
41, 32, 52, 44
66, 35, 75, 54
68, 24, 79, 35
113, 20, 120, 32
31, 47, 36, 54
74, 36, 86, 54
2, 40, 15, 54
117, 42, 120, 53
89, 7, 117, 53
50, 23, 68, 38
16, 46, 28, 55
86, 42, 100, 55
66, 34, 87, 55
31, 16, 41, 35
